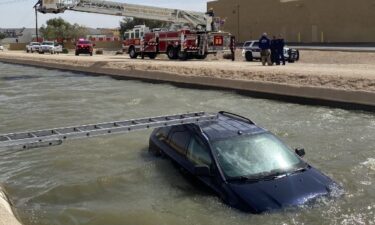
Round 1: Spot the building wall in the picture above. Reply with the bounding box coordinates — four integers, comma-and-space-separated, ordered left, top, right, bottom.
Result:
208, 0, 375, 43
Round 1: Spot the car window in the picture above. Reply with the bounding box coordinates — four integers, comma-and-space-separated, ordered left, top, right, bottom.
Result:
135, 29, 140, 39
155, 127, 172, 142
252, 42, 259, 47
243, 42, 251, 47
169, 127, 191, 155
213, 132, 304, 179
187, 136, 212, 166
124, 33, 130, 40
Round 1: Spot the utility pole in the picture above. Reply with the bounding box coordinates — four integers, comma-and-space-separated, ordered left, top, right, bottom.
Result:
34, 6, 39, 42
236, 3, 240, 41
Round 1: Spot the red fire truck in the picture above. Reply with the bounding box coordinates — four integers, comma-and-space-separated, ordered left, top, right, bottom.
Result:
123, 25, 235, 60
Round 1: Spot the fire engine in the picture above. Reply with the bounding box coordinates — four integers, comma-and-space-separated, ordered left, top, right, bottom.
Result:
35, 0, 235, 60
123, 25, 234, 60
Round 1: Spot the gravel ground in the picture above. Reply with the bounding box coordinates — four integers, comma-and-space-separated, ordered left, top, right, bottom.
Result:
0, 50, 374, 92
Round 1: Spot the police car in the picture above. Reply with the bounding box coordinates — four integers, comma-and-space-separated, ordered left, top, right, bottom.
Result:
242, 40, 300, 62
149, 111, 342, 213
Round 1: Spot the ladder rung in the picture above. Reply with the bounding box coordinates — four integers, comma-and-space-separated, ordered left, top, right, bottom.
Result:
0, 136, 11, 142
73, 128, 83, 132
0, 112, 218, 152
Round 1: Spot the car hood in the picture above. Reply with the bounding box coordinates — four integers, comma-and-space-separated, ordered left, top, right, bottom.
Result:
228, 167, 336, 213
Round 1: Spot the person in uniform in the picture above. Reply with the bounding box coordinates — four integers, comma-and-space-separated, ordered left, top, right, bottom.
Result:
276, 34, 286, 65
205, 8, 215, 31
270, 36, 279, 65
259, 33, 272, 66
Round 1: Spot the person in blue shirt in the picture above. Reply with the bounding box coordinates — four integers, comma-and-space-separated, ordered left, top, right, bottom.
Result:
259, 33, 272, 66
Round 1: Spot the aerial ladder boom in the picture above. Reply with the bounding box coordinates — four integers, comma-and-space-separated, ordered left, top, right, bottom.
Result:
0, 112, 217, 153
36, 0, 208, 29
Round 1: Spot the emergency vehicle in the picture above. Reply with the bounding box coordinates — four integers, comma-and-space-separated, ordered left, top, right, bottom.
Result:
123, 25, 235, 60
35, 0, 236, 60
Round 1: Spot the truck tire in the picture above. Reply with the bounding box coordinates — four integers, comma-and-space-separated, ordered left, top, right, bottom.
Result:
129, 47, 138, 59
178, 50, 188, 61
195, 54, 208, 60
148, 53, 157, 59
245, 51, 253, 61
26, 50, 30, 53
296, 50, 300, 61
167, 46, 178, 60
75, 51, 79, 56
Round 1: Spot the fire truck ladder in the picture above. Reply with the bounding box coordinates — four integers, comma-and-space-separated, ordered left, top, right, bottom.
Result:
0, 112, 217, 152
36, 0, 208, 28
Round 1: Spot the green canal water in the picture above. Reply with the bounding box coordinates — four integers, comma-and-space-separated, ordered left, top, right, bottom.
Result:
0, 62, 374, 225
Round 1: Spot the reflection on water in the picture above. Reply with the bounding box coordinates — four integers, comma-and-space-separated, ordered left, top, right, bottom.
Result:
0, 62, 374, 225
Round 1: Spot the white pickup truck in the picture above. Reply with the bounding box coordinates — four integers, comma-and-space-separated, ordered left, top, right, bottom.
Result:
38, 41, 63, 54
26, 42, 41, 53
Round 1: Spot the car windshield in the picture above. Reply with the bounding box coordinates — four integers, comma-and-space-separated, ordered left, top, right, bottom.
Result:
42, 42, 54, 45
32, 43, 40, 46
212, 132, 306, 180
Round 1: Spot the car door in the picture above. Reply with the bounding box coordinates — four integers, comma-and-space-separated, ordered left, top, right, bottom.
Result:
251, 41, 261, 58
185, 135, 223, 194
165, 125, 192, 169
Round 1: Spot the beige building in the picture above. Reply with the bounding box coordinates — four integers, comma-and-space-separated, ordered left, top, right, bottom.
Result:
208, 0, 375, 43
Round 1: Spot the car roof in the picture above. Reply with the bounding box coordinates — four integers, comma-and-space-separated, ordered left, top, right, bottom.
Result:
197, 112, 266, 141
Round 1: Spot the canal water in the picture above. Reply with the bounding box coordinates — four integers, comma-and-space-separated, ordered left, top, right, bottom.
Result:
0, 62, 374, 225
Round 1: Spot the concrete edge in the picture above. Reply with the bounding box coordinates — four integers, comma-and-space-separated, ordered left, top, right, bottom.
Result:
0, 187, 22, 225
0, 56, 374, 111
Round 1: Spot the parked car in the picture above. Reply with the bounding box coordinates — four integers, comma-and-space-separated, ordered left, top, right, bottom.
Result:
0, 44, 3, 51
75, 39, 94, 56
149, 111, 342, 213
242, 40, 300, 62
26, 42, 41, 53
38, 41, 63, 54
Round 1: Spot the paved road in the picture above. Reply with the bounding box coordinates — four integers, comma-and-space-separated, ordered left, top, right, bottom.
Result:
290, 46, 375, 52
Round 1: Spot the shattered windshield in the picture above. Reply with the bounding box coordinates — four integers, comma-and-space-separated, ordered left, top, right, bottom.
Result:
213, 132, 305, 179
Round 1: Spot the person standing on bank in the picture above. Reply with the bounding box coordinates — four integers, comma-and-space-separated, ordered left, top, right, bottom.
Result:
270, 36, 279, 65
205, 8, 215, 31
277, 34, 286, 65
259, 33, 272, 66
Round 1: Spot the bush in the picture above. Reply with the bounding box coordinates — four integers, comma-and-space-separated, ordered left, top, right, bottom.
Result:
95, 49, 103, 55
62, 48, 69, 54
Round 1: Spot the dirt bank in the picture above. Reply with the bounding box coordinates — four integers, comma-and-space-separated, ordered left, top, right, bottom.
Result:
0, 50, 374, 108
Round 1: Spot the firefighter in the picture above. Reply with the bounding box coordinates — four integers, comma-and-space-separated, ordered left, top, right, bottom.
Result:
270, 36, 279, 65
259, 33, 272, 66
205, 8, 215, 31
277, 34, 286, 65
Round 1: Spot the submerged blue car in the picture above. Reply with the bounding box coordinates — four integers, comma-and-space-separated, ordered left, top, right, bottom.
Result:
149, 111, 341, 213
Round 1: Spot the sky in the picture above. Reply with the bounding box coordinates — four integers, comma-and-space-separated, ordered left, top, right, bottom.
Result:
0, 0, 211, 28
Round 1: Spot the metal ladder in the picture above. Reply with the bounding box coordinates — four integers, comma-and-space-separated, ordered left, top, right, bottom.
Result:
0, 112, 217, 152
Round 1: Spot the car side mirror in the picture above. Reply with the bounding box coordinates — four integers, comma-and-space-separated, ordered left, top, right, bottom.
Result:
194, 165, 211, 177
295, 148, 306, 157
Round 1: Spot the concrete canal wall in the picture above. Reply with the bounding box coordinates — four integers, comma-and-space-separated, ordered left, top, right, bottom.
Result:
0, 188, 21, 225
0, 51, 374, 110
